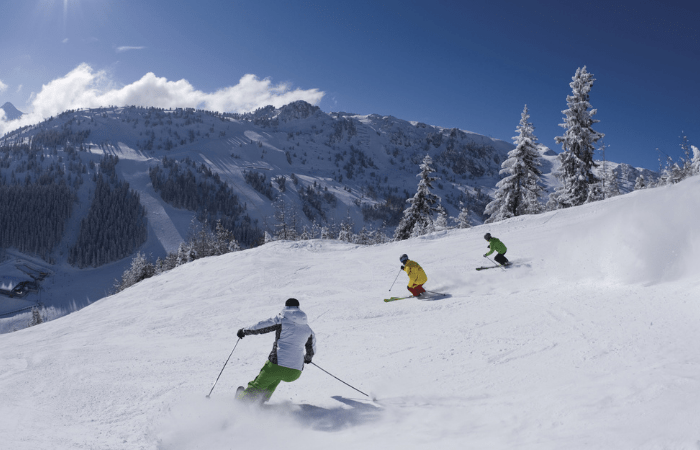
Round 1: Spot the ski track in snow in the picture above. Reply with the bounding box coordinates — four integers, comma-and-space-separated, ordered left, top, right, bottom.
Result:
1, 177, 700, 449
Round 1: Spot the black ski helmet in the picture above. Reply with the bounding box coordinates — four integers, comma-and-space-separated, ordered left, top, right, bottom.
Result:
400, 254, 409, 263
285, 298, 300, 307
484, 233, 492, 241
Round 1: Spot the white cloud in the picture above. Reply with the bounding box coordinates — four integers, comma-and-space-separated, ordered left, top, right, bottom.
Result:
0, 63, 325, 135
0, 79, 8, 93
17, 84, 23, 93
62, 38, 69, 44
116, 46, 146, 53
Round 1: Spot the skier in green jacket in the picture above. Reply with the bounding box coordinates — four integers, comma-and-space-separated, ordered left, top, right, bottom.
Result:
483, 233, 510, 266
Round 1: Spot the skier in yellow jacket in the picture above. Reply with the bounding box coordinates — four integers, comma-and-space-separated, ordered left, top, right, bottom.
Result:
400, 254, 428, 297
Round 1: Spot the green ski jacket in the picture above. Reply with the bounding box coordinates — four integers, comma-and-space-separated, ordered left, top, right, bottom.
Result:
485, 238, 507, 256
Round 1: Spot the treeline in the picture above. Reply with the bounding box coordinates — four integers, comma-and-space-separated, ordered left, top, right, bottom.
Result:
298, 181, 338, 222
0, 183, 75, 259
243, 170, 276, 200
150, 157, 263, 247
69, 174, 147, 268
114, 219, 240, 293
361, 193, 408, 226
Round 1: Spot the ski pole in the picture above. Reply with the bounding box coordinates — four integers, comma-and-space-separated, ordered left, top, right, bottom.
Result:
310, 362, 371, 398
389, 268, 402, 291
206, 338, 240, 398
484, 255, 506, 271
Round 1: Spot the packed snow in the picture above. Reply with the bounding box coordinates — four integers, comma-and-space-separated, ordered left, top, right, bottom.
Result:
1, 176, 699, 449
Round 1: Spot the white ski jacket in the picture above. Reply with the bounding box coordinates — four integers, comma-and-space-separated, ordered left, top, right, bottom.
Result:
243, 306, 316, 371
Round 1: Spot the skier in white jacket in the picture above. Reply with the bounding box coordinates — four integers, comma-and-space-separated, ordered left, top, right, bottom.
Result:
236, 298, 316, 403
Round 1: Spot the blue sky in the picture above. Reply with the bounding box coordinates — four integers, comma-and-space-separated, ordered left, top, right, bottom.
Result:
0, 0, 697, 170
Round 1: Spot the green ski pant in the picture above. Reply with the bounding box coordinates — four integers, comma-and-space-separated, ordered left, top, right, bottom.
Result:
238, 360, 302, 402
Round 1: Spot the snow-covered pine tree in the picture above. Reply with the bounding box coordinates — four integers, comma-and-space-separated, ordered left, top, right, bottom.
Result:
356, 226, 372, 245
176, 241, 196, 266
603, 168, 621, 198
29, 307, 44, 327
213, 220, 240, 254
115, 252, 155, 293
263, 231, 274, 244
691, 145, 700, 175
394, 154, 441, 240
299, 226, 312, 241
337, 212, 354, 243
434, 204, 449, 231
485, 105, 545, 223
660, 156, 684, 186
596, 141, 620, 199
453, 202, 471, 229
373, 222, 391, 244
548, 66, 605, 209
585, 181, 605, 203
679, 135, 695, 179
155, 252, 178, 275
634, 174, 647, 190
273, 198, 290, 240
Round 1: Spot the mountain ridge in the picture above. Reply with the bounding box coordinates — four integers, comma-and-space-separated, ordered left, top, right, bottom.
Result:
1, 102, 24, 121
0, 101, 658, 317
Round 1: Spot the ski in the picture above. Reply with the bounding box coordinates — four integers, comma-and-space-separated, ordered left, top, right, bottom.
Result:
475, 263, 512, 271
384, 291, 449, 302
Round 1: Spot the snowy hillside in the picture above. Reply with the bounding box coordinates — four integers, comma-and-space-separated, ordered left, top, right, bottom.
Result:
0, 102, 659, 320
1, 174, 698, 450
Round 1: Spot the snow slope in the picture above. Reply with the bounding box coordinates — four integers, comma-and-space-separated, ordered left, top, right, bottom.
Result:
1, 176, 698, 450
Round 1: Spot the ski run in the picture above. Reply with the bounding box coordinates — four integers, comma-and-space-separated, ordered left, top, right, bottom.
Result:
1, 176, 699, 449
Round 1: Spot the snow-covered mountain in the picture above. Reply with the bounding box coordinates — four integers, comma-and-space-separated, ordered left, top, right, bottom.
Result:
0, 102, 657, 318
1, 174, 698, 450
0, 102, 23, 121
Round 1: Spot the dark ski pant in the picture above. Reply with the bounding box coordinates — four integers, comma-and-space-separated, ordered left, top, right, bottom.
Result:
494, 253, 509, 265
237, 360, 301, 403
408, 284, 426, 297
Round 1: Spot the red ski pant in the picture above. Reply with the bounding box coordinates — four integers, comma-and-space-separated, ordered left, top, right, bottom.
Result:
408, 284, 426, 296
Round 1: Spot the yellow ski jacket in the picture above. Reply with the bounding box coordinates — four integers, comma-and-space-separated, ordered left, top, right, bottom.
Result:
403, 260, 427, 287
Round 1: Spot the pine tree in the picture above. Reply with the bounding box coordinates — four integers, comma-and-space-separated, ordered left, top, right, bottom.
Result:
434, 204, 449, 231
273, 198, 290, 240
548, 66, 605, 209
453, 202, 471, 229
485, 105, 545, 223
213, 220, 240, 254
29, 307, 44, 327
394, 155, 441, 240
337, 212, 354, 242
115, 252, 155, 293
679, 135, 694, 179
691, 146, 700, 175
634, 174, 647, 190
155, 253, 178, 275
176, 241, 196, 266
601, 167, 621, 198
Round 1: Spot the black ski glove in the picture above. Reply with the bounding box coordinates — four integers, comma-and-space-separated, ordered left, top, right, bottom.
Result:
237, 328, 246, 339
483, 253, 488, 257
400, 265, 405, 270
304, 354, 313, 364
